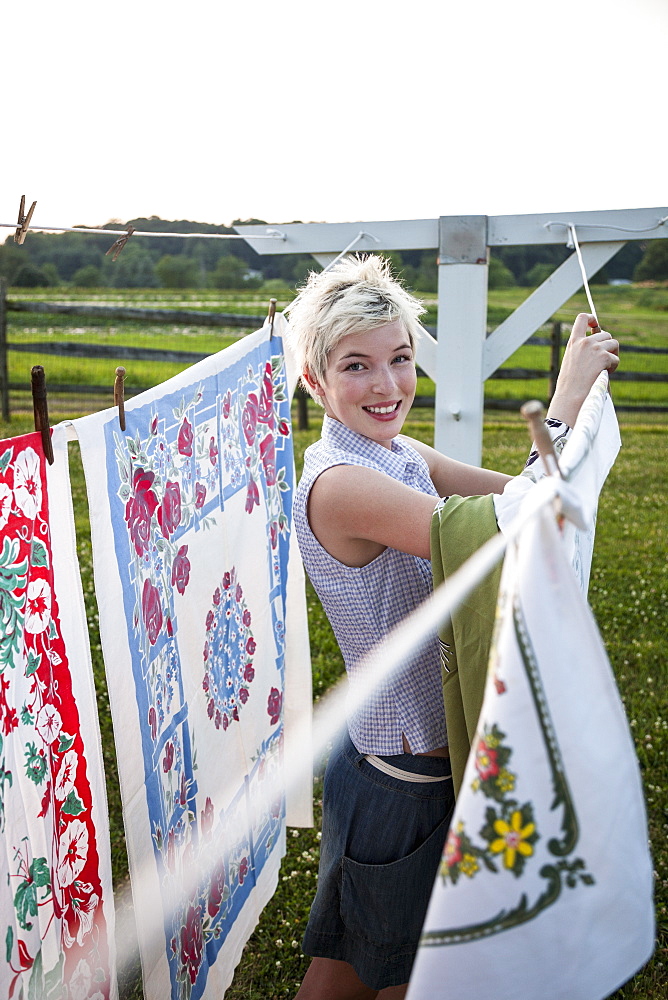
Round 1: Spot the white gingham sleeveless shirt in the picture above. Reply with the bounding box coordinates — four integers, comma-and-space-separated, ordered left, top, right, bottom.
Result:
294, 415, 447, 755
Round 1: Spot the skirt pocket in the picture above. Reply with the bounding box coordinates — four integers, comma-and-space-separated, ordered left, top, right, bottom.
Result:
340, 813, 448, 952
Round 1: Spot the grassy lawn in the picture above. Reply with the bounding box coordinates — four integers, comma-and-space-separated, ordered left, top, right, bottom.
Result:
1, 284, 666, 997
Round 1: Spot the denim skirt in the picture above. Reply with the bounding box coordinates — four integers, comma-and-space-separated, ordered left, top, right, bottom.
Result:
302, 729, 455, 989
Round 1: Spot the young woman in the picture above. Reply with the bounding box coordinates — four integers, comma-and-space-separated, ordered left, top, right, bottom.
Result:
286, 255, 619, 1000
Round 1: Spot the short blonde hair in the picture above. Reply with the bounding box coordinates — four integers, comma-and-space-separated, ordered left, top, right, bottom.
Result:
285, 254, 425, 404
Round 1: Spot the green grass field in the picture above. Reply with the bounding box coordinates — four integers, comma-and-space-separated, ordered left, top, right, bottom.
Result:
1, 284, 666, 998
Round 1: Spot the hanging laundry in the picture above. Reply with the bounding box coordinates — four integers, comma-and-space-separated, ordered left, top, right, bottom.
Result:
0, 426, 116, 1000
408, 385, 653, 1000
73, 321, 312, 1000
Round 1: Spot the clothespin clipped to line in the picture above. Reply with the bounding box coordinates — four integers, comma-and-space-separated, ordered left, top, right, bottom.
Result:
31, 365, 54, 465
114, 366, 126, 430
15, 195, 37, 245
106, 225, 135, 262
520, 400, 562, 479
268, 298, 277, 338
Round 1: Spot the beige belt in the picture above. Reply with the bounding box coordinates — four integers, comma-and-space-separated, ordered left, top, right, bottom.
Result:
364, 754, 452, 783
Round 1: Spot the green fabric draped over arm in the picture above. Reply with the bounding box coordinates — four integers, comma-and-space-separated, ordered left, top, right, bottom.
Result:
430, 494, 502, 797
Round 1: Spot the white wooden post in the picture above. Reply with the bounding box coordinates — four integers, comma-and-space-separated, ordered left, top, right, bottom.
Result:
435, 217, 488, 464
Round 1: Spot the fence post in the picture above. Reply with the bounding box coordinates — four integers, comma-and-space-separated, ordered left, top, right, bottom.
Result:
548, 320, 562, 404
0, 279, 9, 421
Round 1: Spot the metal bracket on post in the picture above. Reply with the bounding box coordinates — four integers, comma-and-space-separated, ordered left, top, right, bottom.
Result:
435, 216, 489, 464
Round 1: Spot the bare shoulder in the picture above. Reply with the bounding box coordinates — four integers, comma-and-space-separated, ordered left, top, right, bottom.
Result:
308, 463, 437, 563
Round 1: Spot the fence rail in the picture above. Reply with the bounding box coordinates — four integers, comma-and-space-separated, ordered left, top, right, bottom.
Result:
1, 288, 666, 426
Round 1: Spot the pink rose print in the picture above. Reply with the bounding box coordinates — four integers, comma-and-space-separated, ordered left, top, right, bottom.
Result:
125, 468, 159, 556
208, 860, 227, 918
238, 856, 249, 885
180, 903, 204, 985
201, 796, 215, 840
258, 362, 274, 427
241, 394, 259, 446
195, 482, 207, 509
245, 477, 259, 513
246, 636, 256, 655
209, 436, 218, 466
259, 433, 276, 486
222, 390, 231, 420
171, 544, 191, 596
177, 417, 193, 457
148, 706, 157, 740
239, 687, 249, 704
242, 609, 251, 627
267, 687, 282, 725
244, 663, 254, 683
270, 520, 278, 550
163, 741, 174, 772
142, 578, 163, 645
158, 480, 181, 538
278, 419, 290, 436
444, 828, 463, 868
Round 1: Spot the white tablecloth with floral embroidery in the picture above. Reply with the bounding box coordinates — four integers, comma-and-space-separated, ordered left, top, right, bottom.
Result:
408, 389, 654, 1000
73, 323, 312, 999
0, 426, 116, 1000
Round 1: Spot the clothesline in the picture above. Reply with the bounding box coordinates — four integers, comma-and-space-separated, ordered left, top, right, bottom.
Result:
0, 222, 284, 240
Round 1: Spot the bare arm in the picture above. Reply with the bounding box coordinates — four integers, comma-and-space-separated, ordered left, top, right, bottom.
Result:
307, 464, 440, 564
403, 437, 512, 498
547, 313, 620, 426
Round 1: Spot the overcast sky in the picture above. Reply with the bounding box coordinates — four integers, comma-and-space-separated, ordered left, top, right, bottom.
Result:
2, 0, 666, 241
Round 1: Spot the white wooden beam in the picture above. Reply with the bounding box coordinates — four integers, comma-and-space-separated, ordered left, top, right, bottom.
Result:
434, 217, 488, 465
235, 218, 439, 256
483, 242, 624, 378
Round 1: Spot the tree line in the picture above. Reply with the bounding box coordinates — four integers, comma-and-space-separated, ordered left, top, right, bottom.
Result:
0, 216, 666, 291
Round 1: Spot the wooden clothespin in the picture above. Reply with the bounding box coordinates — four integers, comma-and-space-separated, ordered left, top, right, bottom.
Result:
31, 365, 54, 465
268, 298, 277, 338
14, 195, 37, 245
114, 366, 126, 430
106, 225, 135, 262
520, 400, 562, 479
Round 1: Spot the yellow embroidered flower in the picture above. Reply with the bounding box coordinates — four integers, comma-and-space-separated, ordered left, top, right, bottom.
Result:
490, 810, 535, 870
497, 768, 516, 793
459, 854, 479, 878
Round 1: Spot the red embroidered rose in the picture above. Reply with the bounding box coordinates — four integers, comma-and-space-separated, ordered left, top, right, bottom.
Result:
242, 609, 251, 627
259, 433, 276, 486
178, 417, 193, 457
244, 663, 254, 683
239, 687, 249, 704
267, 687, 282, 725
125, 468, 159, 556
475, 738, 499, 781
241, 394, 259, 446
142, 578, 163, 645
208, 860, 227, 918
246, 636, 256, 655
171, 544, 191, 596
195, 482, 207, 509
180, 903, 204, 985
245, 477, 259, 513
158, 480, 181, 538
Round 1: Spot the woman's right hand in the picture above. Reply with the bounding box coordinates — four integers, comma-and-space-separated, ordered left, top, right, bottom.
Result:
546, 313, 619, 427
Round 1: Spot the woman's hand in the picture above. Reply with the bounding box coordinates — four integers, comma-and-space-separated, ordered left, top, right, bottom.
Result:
546, 313, 619, 427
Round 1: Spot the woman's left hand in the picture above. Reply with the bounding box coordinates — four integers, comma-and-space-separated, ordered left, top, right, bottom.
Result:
546, 313, 619, 426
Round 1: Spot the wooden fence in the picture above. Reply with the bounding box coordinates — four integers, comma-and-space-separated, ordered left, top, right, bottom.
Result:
1, 285, 666, 429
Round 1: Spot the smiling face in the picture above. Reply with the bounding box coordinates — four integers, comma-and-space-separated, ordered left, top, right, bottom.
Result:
305, 320, 417, 447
